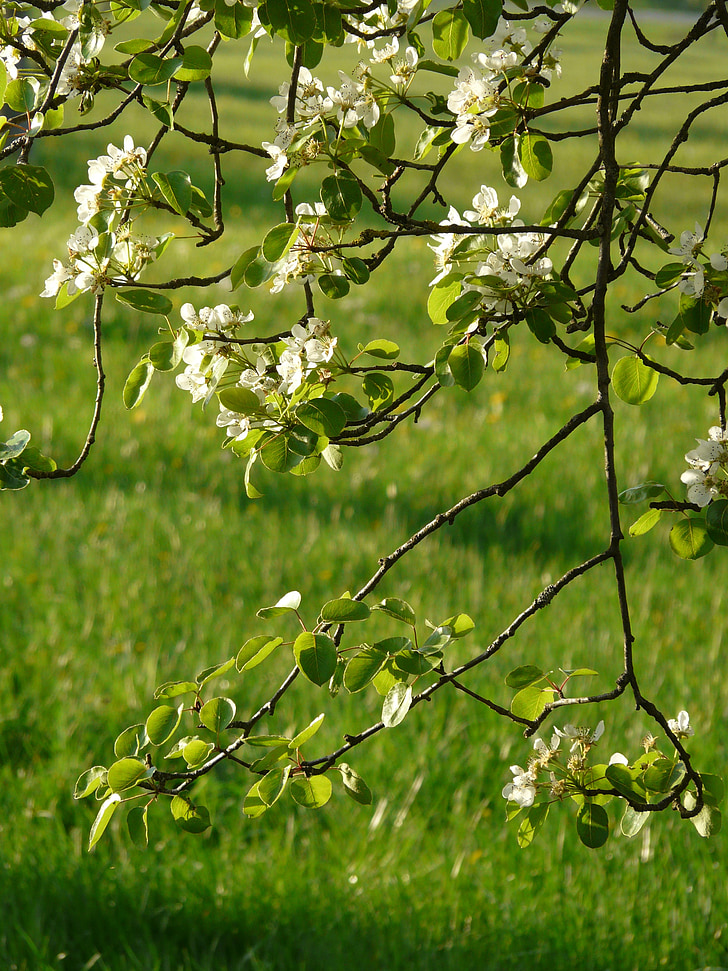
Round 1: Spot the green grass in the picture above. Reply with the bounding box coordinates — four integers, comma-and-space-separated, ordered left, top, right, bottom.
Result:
3, 11, 728, 971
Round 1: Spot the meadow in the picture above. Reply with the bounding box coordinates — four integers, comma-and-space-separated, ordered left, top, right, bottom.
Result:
2, 9, 728, 970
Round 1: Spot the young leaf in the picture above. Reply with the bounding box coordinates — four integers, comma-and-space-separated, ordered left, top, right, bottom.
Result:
170, 795, 211, 833
145, 703, 183, 745
448, 344, 485, 391
576, 802, 609, 848
344, 646, 387, 692
199, 696, 236, 733
290, 774, 333, 808
236, 634, 283, 671
382, 682, 413, 728
519, 133, 553, 182
432, 9, 469, 61
339, 763, 373, 805
669, 519, 713, 560
89, 794, 121, 849
320, 598, 370, 623
289, 713, 325, 749
629, 507, 662, 537
116, 289, 173, 316
293, 631, 338, 685
127, 805, 149, 849
611, 356, 659, 405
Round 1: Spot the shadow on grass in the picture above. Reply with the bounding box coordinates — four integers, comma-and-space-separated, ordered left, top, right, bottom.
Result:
1, 849, 563, 971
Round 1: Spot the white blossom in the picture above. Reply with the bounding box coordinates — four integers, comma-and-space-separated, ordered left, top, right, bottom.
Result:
667, 710, 694, 738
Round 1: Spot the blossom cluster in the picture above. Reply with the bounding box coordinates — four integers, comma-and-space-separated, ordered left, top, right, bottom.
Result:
669, 223, 728, 317
263, 42, 417, 183
40, 137, 166, 300
429, 185, 552, 315
447, 20, 564, 153
681, 425, 728, 507
175, 304, 338, 444
503, 712, 693, 810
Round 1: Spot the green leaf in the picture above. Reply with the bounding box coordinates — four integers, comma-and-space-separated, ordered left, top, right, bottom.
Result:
320, 598, 370, 623
154, 680, 198, 700
359, 339, 399, 360
121, 359, 154, 408
74, 766, 107, 800
107, 757, 149, 793
683, 791, 722, 838
183, 738, 214, 767
258, 765, 292, 806
196, 656, 236, 686
262, 222, 300, 262
510, 685, 554, 720
669, 519, 713, 560
706, 499, 728, 546
146, 703, 183, 745
116, 289, 173, 316
5, 78, 39, 113
152, 170, 192, 215
382, 682, 413, 728
294, 631, 338, 685
257, 590, 301, 619
114, 723, 148, 758
218, 386, 264, 415
519, 133, 553, 182
576, 802, 609, 848
89, 794, 121, 849
199, 696, 236, 733
439, 613, 474, 638
258, 434, 303, 473
230, 246, 260, 290
701, 773, 725, 808
618, 481, 665, 504
129, 53, 182, 85
654, 262, 686, 288
372, 598, 415, 626
367, 113, 396, 157
605, 763, 647, 803
287, 713, 325, 750
174, 46, 213, 82
266, 0, 317, 43
362, 372, 394, 411
501, 135, 528, 189
320, 172, 362, 222
525, 308, 556, 344
297, 397, 347, 438
432, 9, 469, 61
620, 804, 649, 838
339, 763, 373, 805
149, 340, 182, 372
237, 634, 283, 671
611, 356, 659, 405
344, 646, 387, 692
290, 774, 332, 808
215, 0, 254, 37
517, 803, 549, 848
0, 165, 54, 215
643, 758, 685, 793
428, 274, 462, 325
342, 257, 370, 285
0, 429, 30, 461
243, 779, 268, 818
318, 272, 350, 299
448, 344, 485, 391
505, 665, 545, 689
462, 0, 501, 39
629, 507, 663, 537
127, 805, 149, 848
170, 795, 211, 833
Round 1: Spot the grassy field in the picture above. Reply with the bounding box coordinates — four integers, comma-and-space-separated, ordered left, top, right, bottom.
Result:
3, 11, 728, 971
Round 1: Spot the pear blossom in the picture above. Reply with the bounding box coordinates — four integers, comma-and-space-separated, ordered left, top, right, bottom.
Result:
667, 710, 694, 738
262, 141, 288, 182
390, 47, 418, 86
554, 719, 604, 753
502, 764, 537, 807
